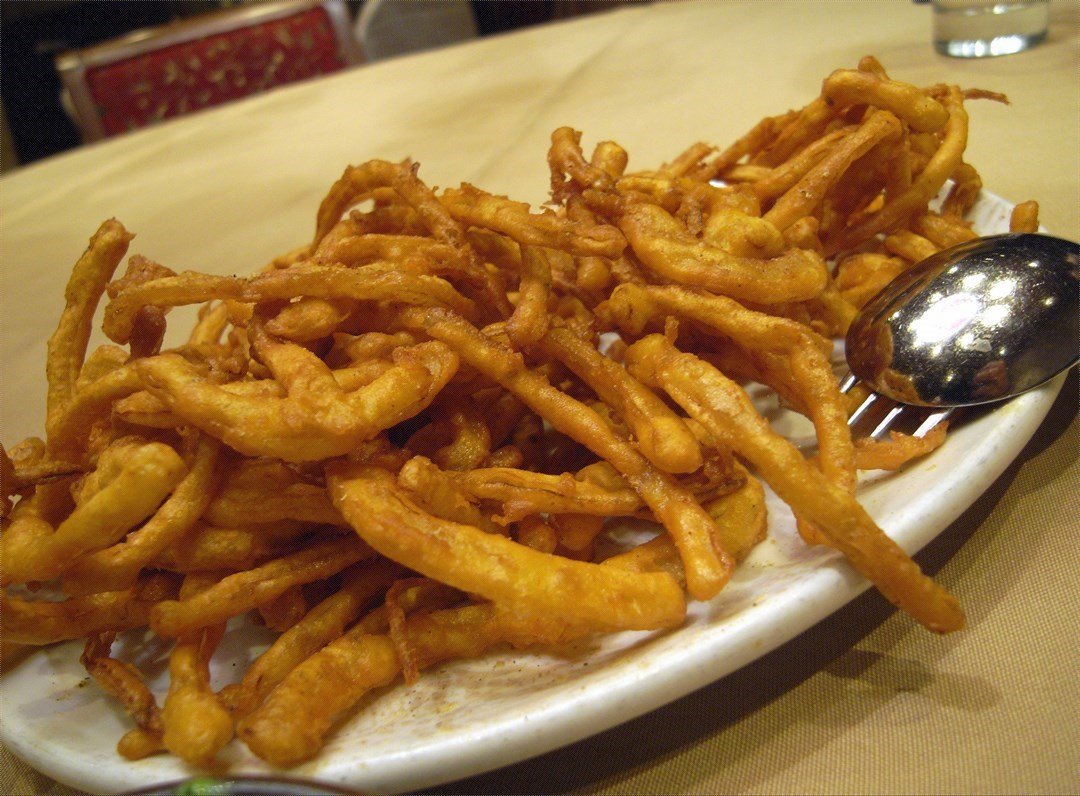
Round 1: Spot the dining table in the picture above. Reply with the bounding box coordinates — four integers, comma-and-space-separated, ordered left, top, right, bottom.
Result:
1, 1, 1077, 793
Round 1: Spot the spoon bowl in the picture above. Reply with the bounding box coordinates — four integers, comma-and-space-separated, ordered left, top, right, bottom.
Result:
845, 233, 1079, 408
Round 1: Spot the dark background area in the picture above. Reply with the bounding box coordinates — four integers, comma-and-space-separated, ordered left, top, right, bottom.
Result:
0, 0, 628, 170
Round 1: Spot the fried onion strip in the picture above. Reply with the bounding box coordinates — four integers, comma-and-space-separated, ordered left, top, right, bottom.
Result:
149, 536, 373, 638
161, 593, 233, 769
624, 334, 964, 633
446, 464, 644, 522
137, 340, 458, 461
2, 442, 186, 585
62, 436, 223, 595
3, 573, 180, 644
221, 558, 404, 720
104, 263, 475, 344
81, 633, 164, 748
506, 244, 553, 347
441, 184, 626, 259
538, 326, 702, 474
619, 202, 828, 303
45, 219, 134, 423
328, 463, 685, 630
238, 602, 578, 767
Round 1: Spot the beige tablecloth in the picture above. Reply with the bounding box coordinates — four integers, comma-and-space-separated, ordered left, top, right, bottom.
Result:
2, 1, 1077, 793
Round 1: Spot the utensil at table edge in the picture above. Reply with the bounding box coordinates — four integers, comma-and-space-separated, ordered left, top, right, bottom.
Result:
842, 232, 1079, 437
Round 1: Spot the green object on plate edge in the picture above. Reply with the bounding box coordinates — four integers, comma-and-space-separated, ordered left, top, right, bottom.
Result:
129, 776, 351, 795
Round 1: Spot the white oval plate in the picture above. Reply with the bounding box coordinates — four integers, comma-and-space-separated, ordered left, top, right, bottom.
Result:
0, 191, 1064, 795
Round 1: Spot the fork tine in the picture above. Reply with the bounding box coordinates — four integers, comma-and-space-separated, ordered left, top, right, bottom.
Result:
847, 390, 879, 427
912, 407, 954, 438
839, 372, 859, 394
869, 404, 905, 439
845, 378, 956, 439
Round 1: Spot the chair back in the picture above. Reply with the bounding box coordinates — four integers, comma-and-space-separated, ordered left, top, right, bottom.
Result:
354, 0, 478, 62
56, 0, 362, 142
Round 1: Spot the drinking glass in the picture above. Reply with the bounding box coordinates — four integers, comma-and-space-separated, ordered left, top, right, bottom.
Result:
929, 0, 1049, 58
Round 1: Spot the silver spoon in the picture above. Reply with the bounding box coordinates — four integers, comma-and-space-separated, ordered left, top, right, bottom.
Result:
843, 232, 1079, 437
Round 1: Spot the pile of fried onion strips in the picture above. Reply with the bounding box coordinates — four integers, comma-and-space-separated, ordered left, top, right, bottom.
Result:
1, 57, 1042, 769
